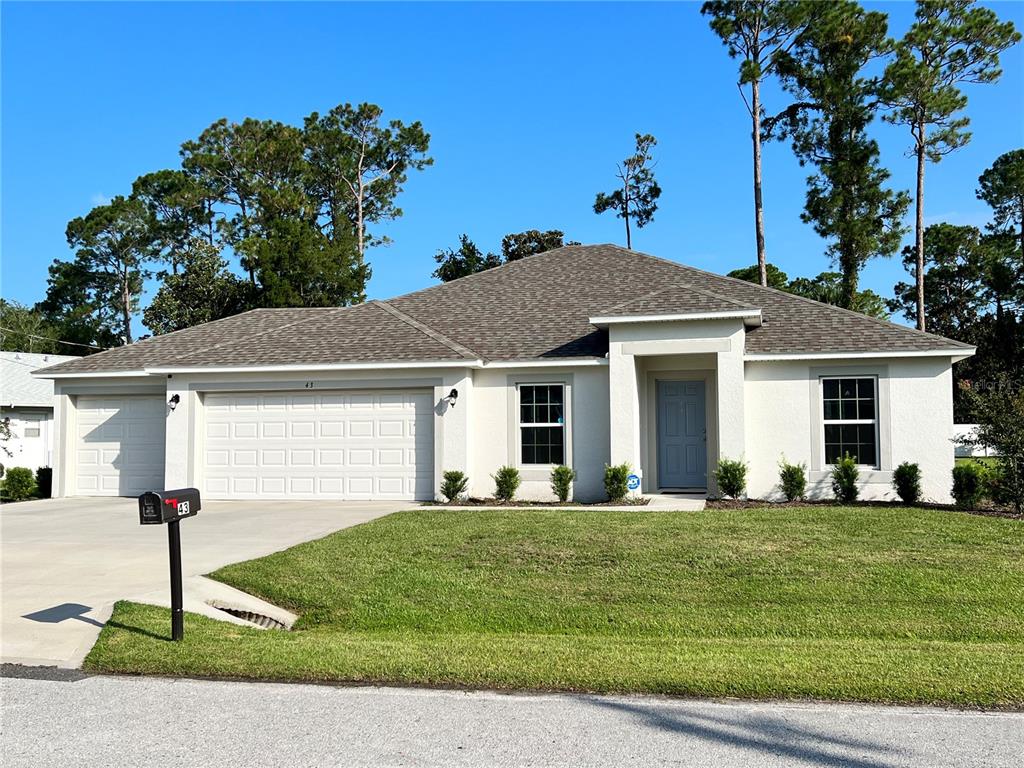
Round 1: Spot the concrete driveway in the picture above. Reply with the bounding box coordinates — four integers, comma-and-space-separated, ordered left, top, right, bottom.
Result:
1, 497, 404, 667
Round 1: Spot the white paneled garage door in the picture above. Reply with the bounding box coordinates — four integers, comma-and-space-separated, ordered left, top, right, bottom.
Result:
74, 396, 166, 496
202, 390, 434, 500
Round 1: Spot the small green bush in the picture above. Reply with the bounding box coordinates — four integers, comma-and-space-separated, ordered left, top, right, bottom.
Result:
715, 458, 747, 499
603, 463, 631, 502
3, 467, 36, 501
831, 453, 860, 503
892, 462, 921, 506
493, 466, 521, 503
35, 467, 53, 499
778, 458, 806, 501
440, 470, 468, 503
952, 463, 984, 510
550, 465, 576, 503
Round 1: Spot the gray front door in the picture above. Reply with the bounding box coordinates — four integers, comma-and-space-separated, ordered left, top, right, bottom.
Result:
657, 380, 707, 489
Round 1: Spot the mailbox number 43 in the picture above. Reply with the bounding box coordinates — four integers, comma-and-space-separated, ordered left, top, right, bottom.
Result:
176, 501, 190, 517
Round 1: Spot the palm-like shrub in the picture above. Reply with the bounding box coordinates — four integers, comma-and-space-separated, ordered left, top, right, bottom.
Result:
715, 458, 747, 499
493, 466, 521, 503
550, 465, 575, 503
440, 470, 468, 503
831, 453, 860, 503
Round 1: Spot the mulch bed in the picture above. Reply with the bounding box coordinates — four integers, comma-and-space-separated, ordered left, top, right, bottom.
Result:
424, 497, 650, 507
705, 498, 1021, 520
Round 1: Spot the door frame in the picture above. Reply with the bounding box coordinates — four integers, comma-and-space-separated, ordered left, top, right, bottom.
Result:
644, 370, 716, 494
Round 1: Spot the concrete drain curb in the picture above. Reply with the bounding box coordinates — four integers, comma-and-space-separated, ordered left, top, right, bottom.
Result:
207, 602, 289, 630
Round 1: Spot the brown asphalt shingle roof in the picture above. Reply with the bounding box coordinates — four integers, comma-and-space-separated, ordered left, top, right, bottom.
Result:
37, 244, 972, 375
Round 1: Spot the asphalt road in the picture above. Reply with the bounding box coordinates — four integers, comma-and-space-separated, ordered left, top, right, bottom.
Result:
3, 672, 1021, 767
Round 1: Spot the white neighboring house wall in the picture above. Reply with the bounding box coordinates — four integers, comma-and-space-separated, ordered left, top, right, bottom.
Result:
952, 424, 995, 458
1, 352, 79, 472
744, 356, 957, 503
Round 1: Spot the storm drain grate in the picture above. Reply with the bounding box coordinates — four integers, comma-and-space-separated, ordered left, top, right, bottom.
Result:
213, 605, 288, 630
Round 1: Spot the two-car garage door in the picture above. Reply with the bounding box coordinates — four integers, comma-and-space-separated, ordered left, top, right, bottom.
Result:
202, 390, 434, 500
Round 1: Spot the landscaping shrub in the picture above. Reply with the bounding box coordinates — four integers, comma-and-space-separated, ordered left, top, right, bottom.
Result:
715, 458, 747, 499
603, 463, 631, 502
440, 470, 468, 503
830, 453, 860, 503
952, 463, 984, 510
892, 462, 922, 506
492, 466, 521, 503
778, 458, 806, 501
3, 467, 36, 501
550, 465, 575, 503
35, 467, 53, 499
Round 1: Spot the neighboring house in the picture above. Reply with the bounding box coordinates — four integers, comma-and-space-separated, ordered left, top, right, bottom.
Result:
34, 245, 973, 502
952, 424, 996, 458
2, 351, 80, 471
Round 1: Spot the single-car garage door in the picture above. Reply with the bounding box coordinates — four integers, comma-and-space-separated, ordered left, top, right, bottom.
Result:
74, 395, 166, 496
202, 390, 434, 500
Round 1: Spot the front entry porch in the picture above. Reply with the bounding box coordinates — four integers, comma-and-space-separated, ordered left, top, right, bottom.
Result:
605, 317, 748, 497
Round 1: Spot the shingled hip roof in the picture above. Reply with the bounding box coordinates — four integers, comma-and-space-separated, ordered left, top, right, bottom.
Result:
35, 244, 973, 377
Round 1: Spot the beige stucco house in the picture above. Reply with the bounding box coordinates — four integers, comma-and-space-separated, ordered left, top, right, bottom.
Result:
34, 245, 974, 503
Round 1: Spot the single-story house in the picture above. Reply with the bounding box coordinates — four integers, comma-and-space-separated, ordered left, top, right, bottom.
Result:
34, 245, 974, 503
2, 351, 81, 471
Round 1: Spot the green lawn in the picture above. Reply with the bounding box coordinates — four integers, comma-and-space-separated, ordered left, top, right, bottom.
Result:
86, 507, 1024, 707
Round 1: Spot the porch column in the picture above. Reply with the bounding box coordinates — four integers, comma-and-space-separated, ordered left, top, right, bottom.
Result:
608, 346, 642, 477
715, 331, 746, 466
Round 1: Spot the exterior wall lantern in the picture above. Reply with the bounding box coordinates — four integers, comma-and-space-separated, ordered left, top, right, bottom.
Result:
168, 394, 180, 411
443, 389, 458, 408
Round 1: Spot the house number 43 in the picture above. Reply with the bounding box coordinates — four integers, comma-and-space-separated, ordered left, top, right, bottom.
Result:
304, 382, 315, 389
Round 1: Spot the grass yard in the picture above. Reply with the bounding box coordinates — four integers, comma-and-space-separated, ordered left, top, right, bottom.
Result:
87, 507, 1024, 707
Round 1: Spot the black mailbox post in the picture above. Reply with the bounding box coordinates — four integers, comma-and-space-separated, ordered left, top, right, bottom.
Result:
138, 488, 201, 641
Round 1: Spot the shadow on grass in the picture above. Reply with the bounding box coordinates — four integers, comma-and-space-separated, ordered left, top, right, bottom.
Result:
104, 619, 173, 643
585, 697, 908, 768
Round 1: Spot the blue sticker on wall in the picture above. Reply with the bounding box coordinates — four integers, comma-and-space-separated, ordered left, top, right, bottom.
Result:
627, 474, 641, 491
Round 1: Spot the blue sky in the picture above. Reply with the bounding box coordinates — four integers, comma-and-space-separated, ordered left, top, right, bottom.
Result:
3, 1, 1023, 335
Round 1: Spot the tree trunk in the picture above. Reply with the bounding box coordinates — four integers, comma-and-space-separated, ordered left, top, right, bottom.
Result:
751, 79, 767, 287
121, 273, 133, 345
914, 130, 927, 332
623, 179, 632, 250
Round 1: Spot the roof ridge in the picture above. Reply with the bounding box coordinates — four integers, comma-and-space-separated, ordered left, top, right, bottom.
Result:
600, 281, 758, 316
372, 301, 481, 361
609, 244, 972, 348
386, 244, 588, 302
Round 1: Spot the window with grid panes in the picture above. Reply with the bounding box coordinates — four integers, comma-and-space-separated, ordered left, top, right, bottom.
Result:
519, 384, 565, 465
822, 377, 878, 466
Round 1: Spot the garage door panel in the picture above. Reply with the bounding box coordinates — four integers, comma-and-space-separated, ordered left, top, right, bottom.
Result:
74, 395, 165, 497
203, 389, 434, 500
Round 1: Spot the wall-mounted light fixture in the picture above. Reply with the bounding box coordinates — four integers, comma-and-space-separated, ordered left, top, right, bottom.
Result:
168, 394, 181, 411
443, 388, 459, 408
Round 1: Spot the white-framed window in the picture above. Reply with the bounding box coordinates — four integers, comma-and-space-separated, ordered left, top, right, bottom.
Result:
22, 416, 41, 439
821, 376, 878, 467
518, 383, 565, 465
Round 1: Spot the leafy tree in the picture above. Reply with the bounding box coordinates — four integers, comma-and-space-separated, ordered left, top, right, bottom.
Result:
303, 103, 432, 265
432, 235, 501, 282
702, 0, 814, 286
0, 300, 59, 353
770, 1, 910, 310
36, 259, 122, 351
727, 262, 790, 289
880, 0, 1019, 331
889, 223, 988, 338
63, 196, 158, 344
500, 230, 574, 262
250, 218, 367, 308
594, 133, 662, 249
142, 239, 250, 335
977, 149, 1024, 257
787, 272, 889, 319
958, 378, 1024, 514
131, 169, 213, 273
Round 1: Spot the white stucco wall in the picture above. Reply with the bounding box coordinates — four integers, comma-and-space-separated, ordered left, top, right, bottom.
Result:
744, 357, 956, 503
469, 365, 610, 502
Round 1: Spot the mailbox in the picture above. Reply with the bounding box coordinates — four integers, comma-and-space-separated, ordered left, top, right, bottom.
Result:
137, 487, 201, 641
138, 488, 201, 525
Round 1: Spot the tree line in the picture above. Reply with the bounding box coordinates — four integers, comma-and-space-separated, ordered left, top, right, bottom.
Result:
1, 103, 431, 349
